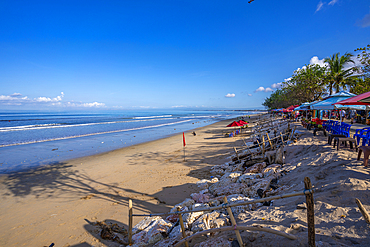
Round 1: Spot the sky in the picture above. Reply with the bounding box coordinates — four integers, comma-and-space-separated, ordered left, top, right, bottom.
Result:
0, 0, 370, 111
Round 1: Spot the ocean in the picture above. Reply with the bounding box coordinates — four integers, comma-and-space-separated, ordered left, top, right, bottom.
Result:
0, 109, 258, 174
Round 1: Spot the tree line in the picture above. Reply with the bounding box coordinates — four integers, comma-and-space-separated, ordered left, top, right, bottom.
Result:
262, 44, 370, 110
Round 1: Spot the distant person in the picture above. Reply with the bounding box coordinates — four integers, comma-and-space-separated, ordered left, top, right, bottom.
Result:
192, 131, 196, 136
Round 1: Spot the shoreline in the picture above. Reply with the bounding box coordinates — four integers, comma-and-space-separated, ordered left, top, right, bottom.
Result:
0, 114, 263, 246
0, 112, 261, 175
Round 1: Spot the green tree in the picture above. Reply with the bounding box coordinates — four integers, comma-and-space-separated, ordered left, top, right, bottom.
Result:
354, 44, 370, 79
324, 52, 355, 95
349, 77, 370, 95
284, 64, 326, 103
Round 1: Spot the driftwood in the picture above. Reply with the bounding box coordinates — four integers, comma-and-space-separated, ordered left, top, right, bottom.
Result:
355, 198, 370, 224
174, 225, 297, 247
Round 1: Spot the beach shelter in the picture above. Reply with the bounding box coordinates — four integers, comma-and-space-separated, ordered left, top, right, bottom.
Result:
334, 91, 370, 123
294, 102, 310, 111
334, 91, 370, 106
281, 105, 299, 112
310, 91, 357, 110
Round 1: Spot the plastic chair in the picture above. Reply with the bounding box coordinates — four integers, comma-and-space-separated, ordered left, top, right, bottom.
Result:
353, 127, 370, 145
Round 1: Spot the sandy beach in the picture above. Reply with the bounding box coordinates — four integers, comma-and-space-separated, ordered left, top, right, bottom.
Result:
0, 116, 251, 247
2, 114, 370, 247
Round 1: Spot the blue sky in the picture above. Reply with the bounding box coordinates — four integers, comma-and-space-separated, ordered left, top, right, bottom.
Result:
1, 0, 370, 110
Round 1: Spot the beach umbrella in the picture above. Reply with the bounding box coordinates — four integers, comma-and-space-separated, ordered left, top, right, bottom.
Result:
227, 121, 243, 127
237, 120, 248, 126
227, 121, 244, 136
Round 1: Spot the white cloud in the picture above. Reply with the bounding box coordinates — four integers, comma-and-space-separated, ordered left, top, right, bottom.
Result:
316, 1, 324, 12
255, 87, 265, 92
359, 11, 370, 28
255, 87, 273, 93
35, 92, 64, 103
225, 93, 235, 98
271, 82, 283, 89
0, 92, 105, 108
248, 94, 252, 97
82, 102, 105, 107
310, 56, 328, 67
328, 0, 338, 5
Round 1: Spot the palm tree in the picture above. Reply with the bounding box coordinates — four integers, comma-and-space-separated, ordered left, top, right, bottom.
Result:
324, 52, 355, 95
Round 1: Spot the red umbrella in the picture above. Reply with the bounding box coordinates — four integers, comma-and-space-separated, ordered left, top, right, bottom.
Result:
227, 121, 243, 127
237, 120, 248, 125
284, 105, 300, 112
334, 91, 370, 105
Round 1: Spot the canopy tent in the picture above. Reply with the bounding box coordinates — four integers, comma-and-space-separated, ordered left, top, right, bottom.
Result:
311, 97, 357, 110
294, 102, 310, 111
322, 90, 356, 100
286, 105, 300, 111
310, 91, 357, 110
333, 91, 370, 123
334, 91, 370, 106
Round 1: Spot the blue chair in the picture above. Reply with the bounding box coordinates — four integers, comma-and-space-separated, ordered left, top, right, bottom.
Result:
340, 123, 351, 137
362, 131, 370, 146
332, 121, 341, 134
353, 127, 370, 145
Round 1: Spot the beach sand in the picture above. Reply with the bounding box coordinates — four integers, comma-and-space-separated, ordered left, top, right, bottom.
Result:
2, 115, 370, 247
0, 116, 253, 247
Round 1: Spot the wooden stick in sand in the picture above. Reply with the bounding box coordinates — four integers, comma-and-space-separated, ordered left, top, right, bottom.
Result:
280, 132, 284, 145
262, 135, 266, 154
304, 177, 315, 247
128, 199, 133, 245
355, 198, 370, 224
223, 196, 243, 247
266, 133, 273, 150
233, 147, 240, 162
177, 207, 189, 247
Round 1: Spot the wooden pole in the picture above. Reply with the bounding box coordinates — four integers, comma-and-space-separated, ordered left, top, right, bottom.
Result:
233, 147, 240, 162
266, 133, 273, 150
177, 207, 189, 247
256, 139, 262, 153
128, 199, 133, 245
304, 177, 315, 247
183, 146, 185, 161
262, 135, 266, 154
223, 197, 243, 247
280, 132, 284, 145
355, 198, 370, 224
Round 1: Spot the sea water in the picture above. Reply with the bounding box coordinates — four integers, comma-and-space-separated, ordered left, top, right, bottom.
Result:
0, 110, 258, 173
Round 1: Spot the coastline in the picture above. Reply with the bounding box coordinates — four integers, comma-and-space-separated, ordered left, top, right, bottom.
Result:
0, 114, 262, 246
0, 111, 259, 174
